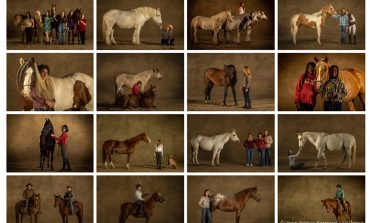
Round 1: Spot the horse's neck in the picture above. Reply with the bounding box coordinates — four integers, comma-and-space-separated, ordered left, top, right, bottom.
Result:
137, 7, 154, 22
305, 132, 320, 145
146, 195, 155, 207
127, 134, 145, 144
219, 133, 231, 144
138, 71, 153, 82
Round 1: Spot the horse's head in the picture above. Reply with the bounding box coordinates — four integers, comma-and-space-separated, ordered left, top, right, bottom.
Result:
250, 11, 259, 24
321, 199, 332, 213
297, 133, 307, 149
153, 192, 166, 204
151, 8, 162, 26
225, 10, 233, 23
250, 187, 261, 202
242, 66, 251, 76
14, 14, 23, 25
152, 68, 162, 80
324, 4, 337, 16
32, 193, 41, 209
230, 130, 240, 143
143, 131, 151, 143
257, 10, 268, 21
314, 56, 330, 91
17, 58, 36, 99
54, 194, 61, 208
224, 64, 237, 75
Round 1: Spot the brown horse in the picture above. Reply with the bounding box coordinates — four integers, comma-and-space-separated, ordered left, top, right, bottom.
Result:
210, 186, 261, 223
119, 192, 166, 223
115, 85, 157, 109
204, 64, 238, 106
54, 195, 84, 223
314, 56, 365, 111
321, 199, 352, 223
15, 194, 41, 223
102, 132, 151, 169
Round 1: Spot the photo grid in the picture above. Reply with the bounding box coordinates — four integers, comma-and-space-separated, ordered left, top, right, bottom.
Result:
2, 0, 368, 222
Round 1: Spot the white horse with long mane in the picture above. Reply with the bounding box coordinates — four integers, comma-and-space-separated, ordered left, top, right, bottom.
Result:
290, 4, 337, 45
191, 130, 240, 166
190, 10, 233, 44
297, 132, 356, 170
102, 7, 162, 45
17, 58, 93, 111
114, 68, 162, 97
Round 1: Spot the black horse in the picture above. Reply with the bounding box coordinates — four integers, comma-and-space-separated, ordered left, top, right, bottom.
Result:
40, 118, 56, 170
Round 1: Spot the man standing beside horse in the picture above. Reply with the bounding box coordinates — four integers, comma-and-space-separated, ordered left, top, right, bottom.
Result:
331, 8, 349, 45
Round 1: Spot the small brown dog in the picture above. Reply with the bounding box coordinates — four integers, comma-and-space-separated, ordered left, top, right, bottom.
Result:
167, 155, 177, 169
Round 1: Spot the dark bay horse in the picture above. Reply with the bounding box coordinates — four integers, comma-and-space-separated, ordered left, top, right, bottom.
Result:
321, 199, 352, 223
40, 118, 56, 171
15, 193, 41, 223
102, 132, 151, 169
115, 85, 157, 109
54, 195, 84, 223
210, 187, 261, 223
119, 192, 166, 223
204, 64, 237, 106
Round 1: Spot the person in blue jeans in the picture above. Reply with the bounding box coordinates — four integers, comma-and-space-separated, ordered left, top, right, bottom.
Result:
244, 134, 255, 166
57, 11, 67, 45
332, 8, 349, 44
198, 189, 212, 223
255, 132, 266, 166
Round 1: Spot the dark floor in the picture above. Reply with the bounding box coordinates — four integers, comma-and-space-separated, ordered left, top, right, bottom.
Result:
7, 38, 93, 50
97, 38, 184, 50
279, 37, 365, 50
98, 99, 184, 111
97, 163, 184, 172
188, 98, 274, 111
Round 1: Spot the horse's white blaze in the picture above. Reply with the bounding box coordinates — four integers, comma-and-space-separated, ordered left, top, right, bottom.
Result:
115, 69, 161, 96
21, 67, 33, 98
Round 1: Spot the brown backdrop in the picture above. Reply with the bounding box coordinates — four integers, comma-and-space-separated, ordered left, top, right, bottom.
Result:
7, 176, 93, 223
278, 53, 365, 111
279, 176, 365, 222
278, 0, 365, 49
278, 115, 365, 172
96, 0, 184, 43
97, 176, 184, 223
187, 0, 275, 49
188, 53, 275, 100
7, 0, 93, 39
7, 53, 94, 111
188, 115, 274, 168
97, 115, 184, 171
97, 53, 184, 103
7, 114, 93, 172
188, 176, 274, 223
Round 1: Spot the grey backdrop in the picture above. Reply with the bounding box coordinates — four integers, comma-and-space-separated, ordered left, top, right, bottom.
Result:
7, 53, 94, 111
97, 176, 184, 223
278, 53, 365, 111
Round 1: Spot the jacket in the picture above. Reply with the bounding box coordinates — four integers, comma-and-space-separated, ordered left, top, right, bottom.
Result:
294, 72, 317, 106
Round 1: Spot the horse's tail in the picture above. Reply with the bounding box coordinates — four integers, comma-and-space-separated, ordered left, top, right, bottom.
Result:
190, 17, 198, 42
290, 16, 295, 38
102, 14, 107, 42
351, 138, 356, 167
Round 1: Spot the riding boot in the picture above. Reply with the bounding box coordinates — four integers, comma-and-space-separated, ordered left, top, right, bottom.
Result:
66, 159, 72, 171
354, 35, 357, 44
60, 160, 66, 171
348, 35, 352, 44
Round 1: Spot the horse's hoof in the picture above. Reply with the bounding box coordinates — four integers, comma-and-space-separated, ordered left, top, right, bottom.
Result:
323, 166, 327, 169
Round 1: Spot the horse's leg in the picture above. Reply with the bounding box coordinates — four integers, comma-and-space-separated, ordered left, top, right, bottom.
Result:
193, 27, 198, 44
50, 149, 54, 171
211, 148, 217, 166
339, 151, 348, 168
223, 86, 229, 106
314, 150, 322, 170
133, 25, 142, 44
245, 26, 252, 42
321, 152, 328, 169
105, 22, 112, 45
234, 30, 241, 43
358, 93, 365, 110
146, 216, 150, 223
212, 27, 220, 44
216, 150, 221, 166
126, 154, 131, 169
235, 211, 241, 223
316, 26, 322, 45
346, 146, 353, 168
347, 100, 356, 111
232, 85, 238, 105
110, 29, 117, 45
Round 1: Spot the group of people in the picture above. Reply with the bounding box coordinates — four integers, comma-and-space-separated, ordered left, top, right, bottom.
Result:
243, 129, 273, 167
294, 62, 348, 111
332, 8, 356, 45
22, 183, 75, 215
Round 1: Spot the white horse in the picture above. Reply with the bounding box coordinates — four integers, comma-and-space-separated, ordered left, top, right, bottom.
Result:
297, 132, 356, 170
17, 58, 93, 111
190, 10, 233, 44
290, 4, 337, 45
191, 130, 240, 166
114, 68, 162, 97
221, 10, 268, 43
102, 7, 162, 45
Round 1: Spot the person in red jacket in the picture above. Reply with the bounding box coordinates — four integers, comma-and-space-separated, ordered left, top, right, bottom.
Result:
51, 125, 71, 171
294, 62, 318, 111
255, 132, 266, 166
132, 81, 143, 97
78, 14, 87, 45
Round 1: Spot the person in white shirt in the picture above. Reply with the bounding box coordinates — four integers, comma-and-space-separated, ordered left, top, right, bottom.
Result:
346, 9, 356, 44
154, 139, 164, 169
236, 1, 246, 15
288, 149, 304, 170
134, 183, 148, 216
198, 189, 212, 223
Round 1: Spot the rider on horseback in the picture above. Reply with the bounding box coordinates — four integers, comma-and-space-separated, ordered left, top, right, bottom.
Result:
135, 183, 148, 216
23, 183, 35, 214
64, 185, 75, 215
334, 184, 347, 211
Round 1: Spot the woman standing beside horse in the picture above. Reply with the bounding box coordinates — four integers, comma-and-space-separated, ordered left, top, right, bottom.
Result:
294, 62, 318, 111
42, 10, 53, 44
52, 124, 71, 171
198, 189, 212, 223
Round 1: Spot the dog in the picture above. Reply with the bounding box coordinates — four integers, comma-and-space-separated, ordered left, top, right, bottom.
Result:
160, 23, 175, 45
167, 155, 177, 169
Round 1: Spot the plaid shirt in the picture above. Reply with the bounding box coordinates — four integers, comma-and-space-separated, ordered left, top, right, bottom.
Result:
332, 15, 349, 26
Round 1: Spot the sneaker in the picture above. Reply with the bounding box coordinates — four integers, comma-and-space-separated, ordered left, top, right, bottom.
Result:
246, 163, 249, 167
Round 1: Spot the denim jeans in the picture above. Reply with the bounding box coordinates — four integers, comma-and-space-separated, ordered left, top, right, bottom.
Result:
258, 149, 266, 166
246, 149, 254, 165
201, 208, 212, 223
155, 152, 162, 168
339, 25, 347, 44
265, 148, 272, 165
58, 24, 65, 43
324, 101, 342, 111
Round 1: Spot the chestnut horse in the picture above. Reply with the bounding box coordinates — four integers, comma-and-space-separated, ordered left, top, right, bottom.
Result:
321, 199, 352, 223
314, 56, 365, 111
102, 132, 151, 169
210, 187, 261, 223
119, 192, 166, 223
204, 64, 238, 106
54, 195, 84, 223
15, 193, 41, 223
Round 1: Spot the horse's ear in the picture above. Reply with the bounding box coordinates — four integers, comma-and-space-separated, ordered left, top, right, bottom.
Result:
30, 57, 35, 64
157, 8, 160, 11
19, 58, 25, 66
314, 57, 319, 62
324, 56, 328, 63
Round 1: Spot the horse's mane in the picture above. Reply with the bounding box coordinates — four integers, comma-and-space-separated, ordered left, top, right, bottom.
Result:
133, 7, 157, 16
234, 187, 257, 198
212, 10, 230, 18
34, 62, 55, 101
125, 132, 146, 144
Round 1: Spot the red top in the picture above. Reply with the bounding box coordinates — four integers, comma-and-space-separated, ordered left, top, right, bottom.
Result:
255, 138, 265, 150
294, 73, 317, 106
52, 132, 68, 145
78, 18, 87, 32
132, 83, 141, 95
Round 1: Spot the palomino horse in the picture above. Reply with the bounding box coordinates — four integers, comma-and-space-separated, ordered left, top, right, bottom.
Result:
297, 132, 356, 170
102, 132, 151, 169
115, 85, 157, 109
191, 130, 240, 166
321, 199, 352, 223
14, 14, 35, 44
119, 192, 166, 223
54, 195, 84, 223
314, 56, 365, 111
290, 4, 337, 45
16, 57, 93, 111
15, 193, 41, 223
191, 10, 233, 44
40, 118, 56, 171
115, 68, 162, 97
204, 64, 238, 106
102, 7, 162, 45
210, 187, 261, 223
